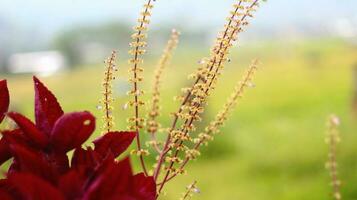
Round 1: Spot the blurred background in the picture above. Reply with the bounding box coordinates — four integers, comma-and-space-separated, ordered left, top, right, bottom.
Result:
1, 0, 357, 199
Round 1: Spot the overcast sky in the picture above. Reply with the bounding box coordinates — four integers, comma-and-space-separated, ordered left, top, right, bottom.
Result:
0, 0, 357, 37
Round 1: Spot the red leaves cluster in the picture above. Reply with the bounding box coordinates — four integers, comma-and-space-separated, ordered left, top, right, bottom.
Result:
0, 77, 156, 200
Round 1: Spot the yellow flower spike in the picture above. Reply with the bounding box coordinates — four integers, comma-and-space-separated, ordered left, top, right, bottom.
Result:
99, 50, 117, 135
156, 59, 259, 187
326, 114, 342, 200
147, 29, 180, 152
180, 181, 199, 200
127, 0, 157, 176
169, 0, 260, 147
153, 1, 261, 189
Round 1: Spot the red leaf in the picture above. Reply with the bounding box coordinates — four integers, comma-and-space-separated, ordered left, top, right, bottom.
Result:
47, 152, 70, 175
93, 131, 136, 158
9, 144, 57, 182
50, 112, 95, 153
0, 80, 10, 123
0, 190, 14, 200
0, 179, 16, 200
58, 168, 86, 199
34, 76, 64, 135
1, 129, 32, 155
88, 151, 115, 181
132, 173, 157, 200
71, 147, 100, 170
83, 157, 133, 200
0, 137, 11, 166
7, 112, 48, 148
0, 129, 25, 166
7, 173, 65, 200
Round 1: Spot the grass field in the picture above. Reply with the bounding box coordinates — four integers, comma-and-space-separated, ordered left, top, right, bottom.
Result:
1, 38, 357, 199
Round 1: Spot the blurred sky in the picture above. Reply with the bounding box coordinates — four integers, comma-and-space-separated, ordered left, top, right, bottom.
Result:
1, 0, 357, 38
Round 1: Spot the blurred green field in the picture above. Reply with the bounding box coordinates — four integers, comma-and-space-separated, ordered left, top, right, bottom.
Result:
1, 38, 357, 200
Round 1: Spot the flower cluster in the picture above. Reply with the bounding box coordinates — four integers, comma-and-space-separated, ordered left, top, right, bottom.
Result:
150, 0, 261, 192
90, 0, 262, 196
0, 78, 156, 200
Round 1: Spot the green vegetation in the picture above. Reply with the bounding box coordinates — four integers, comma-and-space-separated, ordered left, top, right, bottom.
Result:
2, 39, 357, 199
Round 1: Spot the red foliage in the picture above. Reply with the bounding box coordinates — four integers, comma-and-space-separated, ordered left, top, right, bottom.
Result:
0, 77, 156, 200
0, 80, 9, 123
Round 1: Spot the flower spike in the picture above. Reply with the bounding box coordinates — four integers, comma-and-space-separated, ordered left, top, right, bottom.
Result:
326, 114, 342, 200
128, 0, 157, 176
99, 50, 118, 134
127, 0, 156, 131
157, 59, 259, 189
147, 29, 180, 135
180, 181, 199, 200
147, 29, 180, 151
197, 59, 259, 144
153, 0, 261, 185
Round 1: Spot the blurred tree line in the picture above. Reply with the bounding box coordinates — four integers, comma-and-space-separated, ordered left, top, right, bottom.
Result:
0, 19, 212, 71
51, 22, 210, 67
